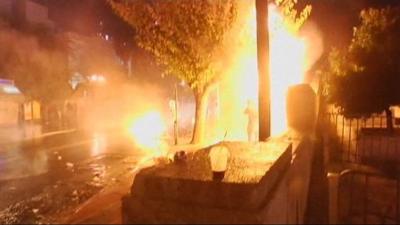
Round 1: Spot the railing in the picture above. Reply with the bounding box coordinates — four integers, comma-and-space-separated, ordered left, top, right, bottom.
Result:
326, 111, 400, 166
337, 169, 400, 224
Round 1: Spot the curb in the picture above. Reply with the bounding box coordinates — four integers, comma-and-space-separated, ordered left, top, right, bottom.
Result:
65, 157, 157, 224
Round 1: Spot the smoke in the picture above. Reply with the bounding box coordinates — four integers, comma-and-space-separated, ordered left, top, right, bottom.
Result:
0, 21, 71, 102
299, 19, 324, 90
300, 20, 324, 73
76, 78, 172, 136
0, 18, 175, 145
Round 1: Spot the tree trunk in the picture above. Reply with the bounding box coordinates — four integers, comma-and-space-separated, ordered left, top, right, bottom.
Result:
256, 0, 271, 141
191, 90, 209, 144
385, 107, 394, 133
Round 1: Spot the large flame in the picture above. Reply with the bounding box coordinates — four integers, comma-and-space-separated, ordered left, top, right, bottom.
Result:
127, 111, 168, 157
268, 4, 307, 136
218, 2, 309, 141
217, 3, 258, 141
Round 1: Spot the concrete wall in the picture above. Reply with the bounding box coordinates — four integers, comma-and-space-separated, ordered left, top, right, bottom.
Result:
260, 138, 315, 224
122, 138, 316, 224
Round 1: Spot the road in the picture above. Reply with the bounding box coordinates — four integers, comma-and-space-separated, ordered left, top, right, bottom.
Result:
0, 130, 146, 224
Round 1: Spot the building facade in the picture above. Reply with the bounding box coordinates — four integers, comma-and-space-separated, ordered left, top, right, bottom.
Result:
0, 0, 53, 28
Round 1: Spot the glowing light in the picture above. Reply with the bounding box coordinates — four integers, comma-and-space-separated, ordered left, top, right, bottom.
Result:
2, 85, 21, 94
89, 74, 106, 83
219, 3, 308, 140
91, 133, 107, 157
127, 111, 167, 157
218, 4, 258, 141
268, 4, 307, 136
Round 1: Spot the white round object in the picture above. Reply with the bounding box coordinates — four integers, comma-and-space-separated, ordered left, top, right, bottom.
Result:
209, 145, 230, 172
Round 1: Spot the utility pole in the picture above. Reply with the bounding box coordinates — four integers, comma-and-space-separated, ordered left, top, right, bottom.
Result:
127, 53, 132, 79
174, 83, 179, 145
256, 0, 271, 141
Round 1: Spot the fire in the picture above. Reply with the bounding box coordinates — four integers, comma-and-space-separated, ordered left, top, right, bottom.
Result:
127, 111, 167, 157
218, 3, 258, 141
268, 4, 307, 136
218, 2, 308, 141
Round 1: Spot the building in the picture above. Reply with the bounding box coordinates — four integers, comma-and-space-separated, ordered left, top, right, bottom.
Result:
0, 1, 53, 125
0, 0, 53, 28
0, 79, 24, 125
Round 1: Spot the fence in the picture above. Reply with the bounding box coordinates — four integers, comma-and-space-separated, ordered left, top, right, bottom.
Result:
326, 110, 400, 166
337, 169, 400, 224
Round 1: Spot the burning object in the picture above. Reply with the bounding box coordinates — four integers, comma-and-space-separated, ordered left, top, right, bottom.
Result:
127, 111, 167, 157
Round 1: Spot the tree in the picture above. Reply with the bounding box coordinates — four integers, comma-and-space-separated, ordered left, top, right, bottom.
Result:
108, 0, 237, 144
324, 6, 400, 131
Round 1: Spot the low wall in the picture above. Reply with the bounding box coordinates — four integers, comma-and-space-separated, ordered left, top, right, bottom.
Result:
259, 138, 315, 224
122, 137, 315, 224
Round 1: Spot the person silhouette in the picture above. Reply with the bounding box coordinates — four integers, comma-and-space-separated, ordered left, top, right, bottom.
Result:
244, 99, 258, 142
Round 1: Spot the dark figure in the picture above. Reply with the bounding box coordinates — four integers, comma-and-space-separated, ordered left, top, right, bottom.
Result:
244, 100, 258, 142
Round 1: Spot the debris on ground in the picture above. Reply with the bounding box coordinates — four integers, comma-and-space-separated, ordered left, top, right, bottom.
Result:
0, 155, 136, 224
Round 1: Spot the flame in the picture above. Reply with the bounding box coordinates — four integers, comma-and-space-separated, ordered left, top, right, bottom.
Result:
268, 4, 307, 136
218, 2, 308, 141
218, 4, 258, 141
127, 111, 167, 157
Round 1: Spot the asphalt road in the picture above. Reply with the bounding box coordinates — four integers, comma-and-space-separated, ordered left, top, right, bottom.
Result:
0, 130, 145, 224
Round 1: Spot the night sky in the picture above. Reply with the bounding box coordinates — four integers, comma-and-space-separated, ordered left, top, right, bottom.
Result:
306, 0, 400, 48
45, 0, 400, 83
46, 0, 400, 54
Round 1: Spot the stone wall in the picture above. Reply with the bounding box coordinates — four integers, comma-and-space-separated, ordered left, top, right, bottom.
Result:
260, 138, 315, 224
122, 138, 315, 224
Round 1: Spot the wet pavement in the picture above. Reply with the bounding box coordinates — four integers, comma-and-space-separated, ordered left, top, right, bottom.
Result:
0, 130, 146, 224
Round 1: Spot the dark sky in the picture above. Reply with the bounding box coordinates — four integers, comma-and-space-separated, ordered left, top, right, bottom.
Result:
306, 0, 400, 49
46, 0, 400, 79
47, 0, 400, 51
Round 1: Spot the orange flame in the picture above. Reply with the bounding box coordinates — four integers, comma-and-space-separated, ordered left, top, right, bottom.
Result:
268, 4, 307, 136
218, 3, 308, 141
127, 111, 168, 157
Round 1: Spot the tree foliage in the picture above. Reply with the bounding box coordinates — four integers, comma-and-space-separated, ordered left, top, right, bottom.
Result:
108, 0, 236, 94
275, 0, 312, 33
108, 0, 237, 143
324, 6, 400, 118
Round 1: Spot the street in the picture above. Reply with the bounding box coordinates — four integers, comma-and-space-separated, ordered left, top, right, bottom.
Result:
0, 130, 146, 224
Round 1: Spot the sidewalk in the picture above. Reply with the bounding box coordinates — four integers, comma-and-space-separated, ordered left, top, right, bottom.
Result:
65, 143, 209, 224
65, 173, 131, 224
65, 155, 159, 224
